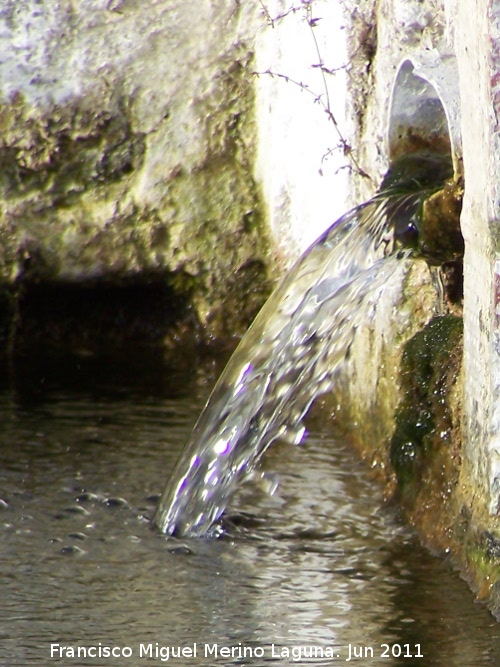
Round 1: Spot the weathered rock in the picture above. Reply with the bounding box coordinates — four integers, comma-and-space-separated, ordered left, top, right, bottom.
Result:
0, 1, 272, 349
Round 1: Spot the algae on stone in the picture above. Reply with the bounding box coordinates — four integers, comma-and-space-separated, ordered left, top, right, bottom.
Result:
390, 315, 463, 502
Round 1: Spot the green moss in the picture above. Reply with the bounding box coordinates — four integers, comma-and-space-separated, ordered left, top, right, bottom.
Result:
390, 314, 463, 498
0, 95, 145, 205
468, 541, 500, 580
419, 180, 464, 265
457, 531, 500, 611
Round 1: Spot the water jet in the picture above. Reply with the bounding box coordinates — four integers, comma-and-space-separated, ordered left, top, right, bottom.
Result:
154, 145, 463, 538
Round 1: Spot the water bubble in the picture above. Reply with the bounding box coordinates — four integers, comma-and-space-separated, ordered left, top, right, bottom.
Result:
76, 492, 100, 504
63, 505, 91, 516
60, 545, 85, 555
68, 532, 88, 541
167, 543, 193, 555
105, 497, 129, 508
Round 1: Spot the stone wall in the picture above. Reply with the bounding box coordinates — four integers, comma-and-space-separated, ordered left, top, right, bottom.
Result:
0, 1, 273, 350
337, 0, 500, 616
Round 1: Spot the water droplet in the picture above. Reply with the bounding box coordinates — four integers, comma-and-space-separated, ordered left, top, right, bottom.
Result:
256, 472, 279, 496
213, 438, 229, 455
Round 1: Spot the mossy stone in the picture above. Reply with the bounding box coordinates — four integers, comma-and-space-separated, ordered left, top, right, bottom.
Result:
390, 314, 463, 498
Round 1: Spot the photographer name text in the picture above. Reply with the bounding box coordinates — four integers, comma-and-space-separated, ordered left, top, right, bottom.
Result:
50, 641, 424, 662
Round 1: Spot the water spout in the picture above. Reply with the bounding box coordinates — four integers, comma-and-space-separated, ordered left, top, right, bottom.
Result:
388, 56, 462, 174
153, 153, 461, 538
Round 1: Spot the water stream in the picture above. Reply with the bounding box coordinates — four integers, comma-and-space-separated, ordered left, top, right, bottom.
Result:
154, 154, 456, 538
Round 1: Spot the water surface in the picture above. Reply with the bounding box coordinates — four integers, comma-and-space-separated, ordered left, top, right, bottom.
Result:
1, 353, 499, 666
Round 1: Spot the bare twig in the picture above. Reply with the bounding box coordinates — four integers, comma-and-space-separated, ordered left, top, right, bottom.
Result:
256, 0, 372, 181
257, 0, 301, 27
304, 3, 330, 112
255, 68, 370, 180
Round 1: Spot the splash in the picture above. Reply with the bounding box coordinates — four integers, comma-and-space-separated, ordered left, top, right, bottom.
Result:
154, 154, 456, 537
